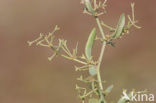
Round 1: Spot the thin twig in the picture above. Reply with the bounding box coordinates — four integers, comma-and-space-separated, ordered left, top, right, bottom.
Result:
61, 54, 87, 65
96, 17, 106, 91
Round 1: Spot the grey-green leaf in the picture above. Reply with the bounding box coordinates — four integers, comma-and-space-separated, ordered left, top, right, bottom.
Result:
85, 28, 96, 60
104, 85, 114, 95
89, 65, 97, 76
117, 98, 127, 103
85, 0, 94, 13
89, 98, 99, 103
112, 13, 125, 39
117, 90, 132, 103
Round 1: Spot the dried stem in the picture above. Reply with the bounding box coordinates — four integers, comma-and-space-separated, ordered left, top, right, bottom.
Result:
61, 54, 87, 65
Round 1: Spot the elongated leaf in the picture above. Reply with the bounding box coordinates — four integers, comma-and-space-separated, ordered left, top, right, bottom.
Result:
117, 90, 133, 103
85, 0, 94, 13
117, 98, 127, 103
85, 28, 96, 60
112, 13, 125, 39
104, 85, 114, 95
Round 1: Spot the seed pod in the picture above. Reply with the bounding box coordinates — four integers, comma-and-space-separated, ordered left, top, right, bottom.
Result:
112, 13, 125, 39
85, 28, 96, 60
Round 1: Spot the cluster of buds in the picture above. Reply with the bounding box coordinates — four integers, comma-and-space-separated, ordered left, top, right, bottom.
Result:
81, 0, 107, 17
96, 3, 141, 47
27, 26, 104, 101
27, 25, 62, 61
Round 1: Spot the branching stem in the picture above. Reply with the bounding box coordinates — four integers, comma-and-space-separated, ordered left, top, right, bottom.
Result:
61, 54, 87, 65
96, 18, 106, 39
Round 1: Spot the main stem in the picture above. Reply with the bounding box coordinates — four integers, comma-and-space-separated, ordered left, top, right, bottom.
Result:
96, 18, 106, 91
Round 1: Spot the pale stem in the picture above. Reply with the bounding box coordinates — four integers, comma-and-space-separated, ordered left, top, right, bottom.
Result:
61, 54, 87, 65
96, 17, 106, 91
96, 18, 106, 39
96, 42, 106, 90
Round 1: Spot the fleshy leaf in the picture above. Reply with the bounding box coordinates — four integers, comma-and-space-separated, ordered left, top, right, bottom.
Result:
112, 13, 125, 39
89, 65, 97, 76
89, 98, 99, 103
84, 0, 94, 13
85, 28, 96, 60
117, 90, 133, 103
104, 85, 114, 95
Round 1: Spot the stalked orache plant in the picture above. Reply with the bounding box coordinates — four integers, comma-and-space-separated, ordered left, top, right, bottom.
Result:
28, 0, 143, 103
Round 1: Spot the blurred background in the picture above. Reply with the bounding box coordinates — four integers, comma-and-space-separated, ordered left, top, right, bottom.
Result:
0, 0, 156, 103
